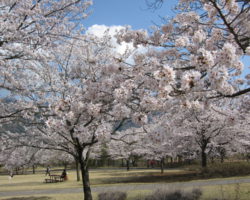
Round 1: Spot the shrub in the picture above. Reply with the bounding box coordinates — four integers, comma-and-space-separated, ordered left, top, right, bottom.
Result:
191, 188, 203, 200
98, 191, 127, 200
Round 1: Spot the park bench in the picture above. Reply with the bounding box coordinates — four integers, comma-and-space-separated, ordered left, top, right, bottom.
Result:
44, 174, 64, 183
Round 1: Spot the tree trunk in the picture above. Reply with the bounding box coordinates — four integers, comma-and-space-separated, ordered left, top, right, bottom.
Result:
160, 158, 164, 174
132, 159, 136, 167
75, 158, 81, 182
201, 149, 207, 168
220, 156, 224, 163
219, 149, 226, 163
79, 159, 93, 200
126, 159, 130, 171
32, 165, 36, 174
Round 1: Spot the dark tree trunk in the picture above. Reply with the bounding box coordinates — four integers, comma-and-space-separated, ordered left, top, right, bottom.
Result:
79, 159, 92, 200
219, 148, 226, 163
75, 158, 81, 182
160, 158, 164, 174
201, 138, 208, 168
132, 159, 136, 167
32, 165, 36, 174
201, 148, 207, 168
220, 156, 224, 163
126, 159, 130, 171
76, 145, 93, 200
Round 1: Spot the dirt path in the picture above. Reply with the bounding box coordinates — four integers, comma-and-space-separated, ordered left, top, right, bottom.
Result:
1, 177, 250, 197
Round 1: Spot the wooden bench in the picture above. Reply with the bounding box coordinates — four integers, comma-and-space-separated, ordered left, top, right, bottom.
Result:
44, 174, 64, 183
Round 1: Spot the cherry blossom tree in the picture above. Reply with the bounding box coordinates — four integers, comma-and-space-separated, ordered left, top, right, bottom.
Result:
179, 105, 238, 167
116, 0, 250, 110
109, 127, 146, 171
229, 94, 250, 160
0, 2, 93, 178
2, 30, 153, 200
150, 0, 250, 52
0, 0, 92, 125
114, 0, 250, 168
0, 144, 41, 175
142, 113, 179, 173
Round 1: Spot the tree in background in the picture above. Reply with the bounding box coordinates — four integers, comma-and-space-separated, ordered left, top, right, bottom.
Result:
142, 113, 179, 173
0, 145, 41, 175
109, 128, 146, 171
179, 105, 238, 167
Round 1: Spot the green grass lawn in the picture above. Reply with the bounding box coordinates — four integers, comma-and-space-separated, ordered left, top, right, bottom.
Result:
1, 168, 250, 200
0, 168, 191, 192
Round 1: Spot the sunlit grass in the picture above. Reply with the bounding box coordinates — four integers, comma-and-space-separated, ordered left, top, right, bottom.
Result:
0, 172, 82, 192
0, 168, 190, 192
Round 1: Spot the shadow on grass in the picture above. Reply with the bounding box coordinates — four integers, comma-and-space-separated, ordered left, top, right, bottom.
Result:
98, 171, 159, 177
93, 163, 250, 185
2, 197, 52, 200
94, 171, 199, 184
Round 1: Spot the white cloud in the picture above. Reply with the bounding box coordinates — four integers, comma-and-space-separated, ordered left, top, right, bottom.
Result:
86, 24, 133, 55
86, 24, 124, 37
86, 24, 146, 56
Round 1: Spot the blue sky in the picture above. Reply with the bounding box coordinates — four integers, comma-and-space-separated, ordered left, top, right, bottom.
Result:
84, 0, 178, 30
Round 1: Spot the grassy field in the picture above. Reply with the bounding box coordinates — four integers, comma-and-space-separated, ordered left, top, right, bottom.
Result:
0, 168, 193, 192
1, 168, 250, 200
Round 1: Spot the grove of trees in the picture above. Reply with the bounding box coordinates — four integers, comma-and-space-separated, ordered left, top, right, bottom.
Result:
0, 0, 250, 200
